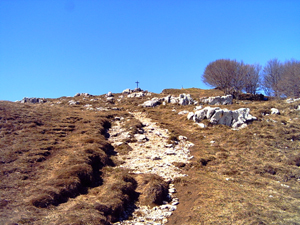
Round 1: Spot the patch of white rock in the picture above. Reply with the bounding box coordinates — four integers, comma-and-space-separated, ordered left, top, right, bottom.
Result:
139, 94, 234, 107
187, 106, 257, 129
109, 112, 194, 224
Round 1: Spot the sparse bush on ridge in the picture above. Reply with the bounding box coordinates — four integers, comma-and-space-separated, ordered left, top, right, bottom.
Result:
202, 58, 300, 99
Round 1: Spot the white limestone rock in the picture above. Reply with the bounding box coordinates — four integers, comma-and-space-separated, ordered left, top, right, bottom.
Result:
178, 110, 189, 115
187, 112, 195, 120
200, 95, 233, 105
271, 108, 280, 115
122, 88, 131, 94
20, 97, 47, 104
68, 100, 79, 105
140, 98, 161, 107
134, 134, 148, 142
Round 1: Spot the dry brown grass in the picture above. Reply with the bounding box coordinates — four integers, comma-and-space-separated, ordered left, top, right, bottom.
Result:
1, 88, 300, 224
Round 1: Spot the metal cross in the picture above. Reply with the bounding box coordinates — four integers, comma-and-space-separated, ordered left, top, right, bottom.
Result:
135, 81, 139, 89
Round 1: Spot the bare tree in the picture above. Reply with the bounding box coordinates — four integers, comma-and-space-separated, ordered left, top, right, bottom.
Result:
262, 58, 284, 97
202, 59, 245, 96
202, 59, 255, 98
243, 63, 261, 95
202, 59, 234, 95
281, 59, 300, 98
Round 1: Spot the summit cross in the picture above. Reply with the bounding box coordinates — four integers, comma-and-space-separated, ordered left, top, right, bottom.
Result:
135, 81, 139, 89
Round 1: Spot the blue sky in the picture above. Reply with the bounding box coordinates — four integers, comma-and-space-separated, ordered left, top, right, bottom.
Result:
0, 0, 299, 101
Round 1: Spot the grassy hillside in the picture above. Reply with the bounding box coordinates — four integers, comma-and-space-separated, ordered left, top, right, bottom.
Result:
1, 88, 300, 224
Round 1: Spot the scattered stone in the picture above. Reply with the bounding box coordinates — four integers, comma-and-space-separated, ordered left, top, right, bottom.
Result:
178, 136, 187, 140
178, 110, 189, 115
165, 150, 176, 155
271, 108, 280, 115
107, 91, 113, 97
96, 107, 109, 111
196, 123, 206, 128
134, 134, 148, 142
68, 100, 79, 105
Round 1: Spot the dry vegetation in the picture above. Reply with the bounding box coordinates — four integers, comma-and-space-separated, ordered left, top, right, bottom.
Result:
1, 88, 300, 224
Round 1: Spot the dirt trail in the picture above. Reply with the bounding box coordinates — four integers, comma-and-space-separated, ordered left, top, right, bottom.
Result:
109, 111, 194, 224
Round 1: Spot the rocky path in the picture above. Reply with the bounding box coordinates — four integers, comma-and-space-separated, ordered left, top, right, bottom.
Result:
109, 112, 194, 224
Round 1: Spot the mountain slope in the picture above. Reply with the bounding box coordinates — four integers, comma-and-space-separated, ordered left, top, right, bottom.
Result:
1, 88, 300, 224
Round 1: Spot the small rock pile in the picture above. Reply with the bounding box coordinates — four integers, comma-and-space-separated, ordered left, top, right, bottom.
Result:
187, 106, 257, 129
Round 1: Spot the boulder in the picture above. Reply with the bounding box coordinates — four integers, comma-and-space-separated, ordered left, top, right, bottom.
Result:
107, 91, 113, 97
106, 97, 114, 102
140, 98, 161, 107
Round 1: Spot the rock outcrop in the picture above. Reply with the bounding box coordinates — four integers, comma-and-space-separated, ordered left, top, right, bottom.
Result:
163, 94, 195, 105
20, 97, 47, 104
140, 93, 195, 107
200, 95, 233, 105
107, 91, 113, 97
187, 106, 256, 129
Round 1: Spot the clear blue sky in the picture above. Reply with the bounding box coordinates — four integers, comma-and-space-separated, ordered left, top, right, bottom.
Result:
1, 0, 299, 101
